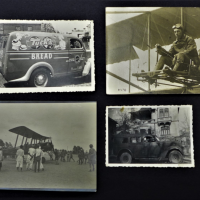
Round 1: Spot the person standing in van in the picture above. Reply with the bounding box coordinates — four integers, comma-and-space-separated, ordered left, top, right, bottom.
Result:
16, 145, 24, 171
0, 146, 3, 171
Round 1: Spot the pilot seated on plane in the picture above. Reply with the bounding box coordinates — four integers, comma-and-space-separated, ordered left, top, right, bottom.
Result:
154, 24, 200, 72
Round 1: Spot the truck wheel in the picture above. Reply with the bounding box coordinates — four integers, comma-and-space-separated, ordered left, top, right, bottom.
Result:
29, 68, 50, 87
119, 152, 132, 163
168, 150, 183, 164
42, 157, 46, 164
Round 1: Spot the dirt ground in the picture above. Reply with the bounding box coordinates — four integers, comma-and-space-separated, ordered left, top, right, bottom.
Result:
0, 154, 96, 191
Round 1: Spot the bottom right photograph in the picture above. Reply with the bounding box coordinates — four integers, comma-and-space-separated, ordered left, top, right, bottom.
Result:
106, 105, 194, 168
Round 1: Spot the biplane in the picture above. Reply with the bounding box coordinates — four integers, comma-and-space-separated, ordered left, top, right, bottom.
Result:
106, 7, 200, 94
3, 126, 54, 162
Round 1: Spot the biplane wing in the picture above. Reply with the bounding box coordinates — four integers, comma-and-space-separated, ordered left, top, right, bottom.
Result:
107, 7, 200, 53
9, 126, 51, 140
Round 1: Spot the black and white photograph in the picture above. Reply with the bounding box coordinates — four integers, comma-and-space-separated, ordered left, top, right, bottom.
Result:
0, 102, 96, 191
0, 20, 94, 93
106, 7, 200, 94
106, 105, 194, 167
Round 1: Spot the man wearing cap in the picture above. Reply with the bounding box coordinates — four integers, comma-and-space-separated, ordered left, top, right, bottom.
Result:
16, 145, 24, 171
154, 23, 199, 72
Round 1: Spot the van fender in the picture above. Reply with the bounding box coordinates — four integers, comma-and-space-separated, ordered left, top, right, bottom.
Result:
10, 62, 54, 82
82, 58, 91, 76
117, 149, 133, 160
162, 146, 183, 159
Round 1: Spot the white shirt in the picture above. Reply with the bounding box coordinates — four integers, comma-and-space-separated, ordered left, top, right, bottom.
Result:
28, 148, 35, 156
35, 148, 42, 157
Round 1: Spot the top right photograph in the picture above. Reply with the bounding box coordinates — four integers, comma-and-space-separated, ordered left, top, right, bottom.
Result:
106, 7, 200, 94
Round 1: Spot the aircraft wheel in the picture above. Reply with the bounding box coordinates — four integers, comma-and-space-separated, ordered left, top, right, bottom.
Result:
29, 68, 51, 87
119, 152, 132, 163
168, 150, 183, 164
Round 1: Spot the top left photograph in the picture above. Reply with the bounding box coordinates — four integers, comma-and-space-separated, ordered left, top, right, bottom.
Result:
0, 20, 94, 93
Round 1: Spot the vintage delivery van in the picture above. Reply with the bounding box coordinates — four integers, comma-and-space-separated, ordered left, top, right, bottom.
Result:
0, 31, 91, 87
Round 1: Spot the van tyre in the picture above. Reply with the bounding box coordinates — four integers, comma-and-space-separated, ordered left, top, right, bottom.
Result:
119, 152, 132, 163
29, 68, 51, 87
168, 150, 183, 164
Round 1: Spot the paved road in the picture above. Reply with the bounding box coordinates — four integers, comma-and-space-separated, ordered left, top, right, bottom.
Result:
0, 154, 96, 191
0, 74, 91, 88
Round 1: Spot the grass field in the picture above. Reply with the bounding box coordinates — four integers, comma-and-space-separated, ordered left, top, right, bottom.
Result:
0, 154, 96, 191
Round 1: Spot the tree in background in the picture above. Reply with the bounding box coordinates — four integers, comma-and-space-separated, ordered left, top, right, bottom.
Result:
41, 23, 56, 33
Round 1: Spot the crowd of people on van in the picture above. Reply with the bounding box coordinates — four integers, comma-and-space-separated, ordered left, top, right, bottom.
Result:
0, 144, 96, 172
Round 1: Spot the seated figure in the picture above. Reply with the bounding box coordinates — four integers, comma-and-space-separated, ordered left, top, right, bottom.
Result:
154, 24, 200, 72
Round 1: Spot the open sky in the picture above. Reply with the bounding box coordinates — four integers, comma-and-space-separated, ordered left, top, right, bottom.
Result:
106, 7, 200, 94
0, 102, 96, 151
0, 20, 90, 34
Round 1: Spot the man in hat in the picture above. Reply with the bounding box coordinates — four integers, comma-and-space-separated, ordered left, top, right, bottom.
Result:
0, 146, 3, 171
154, 23, 199, 73
16, 145, 24, 171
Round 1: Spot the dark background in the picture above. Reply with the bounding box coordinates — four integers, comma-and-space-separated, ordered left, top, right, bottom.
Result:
0, 0, 200, 200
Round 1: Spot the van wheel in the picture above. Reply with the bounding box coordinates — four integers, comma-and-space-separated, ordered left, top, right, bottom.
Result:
119, 152, 132, 163
29, 68, 50, 87
168, 150, 183, 164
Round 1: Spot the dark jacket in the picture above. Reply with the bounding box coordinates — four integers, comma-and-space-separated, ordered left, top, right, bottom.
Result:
159, 34, 198, 58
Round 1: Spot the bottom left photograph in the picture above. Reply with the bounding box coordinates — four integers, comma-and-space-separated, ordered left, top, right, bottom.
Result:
0, 102, 96, 192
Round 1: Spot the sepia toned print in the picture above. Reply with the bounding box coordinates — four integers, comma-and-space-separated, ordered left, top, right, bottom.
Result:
0, 102, 96, 191
106, 106, 194, 167
106, 7, 200, 94
0, 20, 94, 93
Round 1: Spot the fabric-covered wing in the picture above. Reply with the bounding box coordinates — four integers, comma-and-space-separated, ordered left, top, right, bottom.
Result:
106, 44, 139, 65
106, 7, 200, 53
9, 126, 50, 140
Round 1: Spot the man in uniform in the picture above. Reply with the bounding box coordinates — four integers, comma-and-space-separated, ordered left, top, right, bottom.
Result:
16, 145, 24, 171
154, 24, 199, 72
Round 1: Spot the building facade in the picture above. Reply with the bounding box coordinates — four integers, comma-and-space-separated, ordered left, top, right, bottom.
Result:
130, 107, 180, 138
0, 23, 42, 35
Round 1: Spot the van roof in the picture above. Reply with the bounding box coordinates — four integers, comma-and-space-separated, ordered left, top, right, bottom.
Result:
9, 31, 79, 39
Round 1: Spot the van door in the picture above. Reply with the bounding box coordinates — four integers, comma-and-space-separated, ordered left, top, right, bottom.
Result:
68, 38, 86, 76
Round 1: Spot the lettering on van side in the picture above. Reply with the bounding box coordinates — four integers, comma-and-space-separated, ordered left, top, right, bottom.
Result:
66, 55, 85, 63
31, 53, 52, 59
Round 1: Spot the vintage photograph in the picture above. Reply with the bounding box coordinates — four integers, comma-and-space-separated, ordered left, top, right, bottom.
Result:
106, 7, 200, 94
0, 102, 96, 191
106, 105, 194, 167
0, 20, 94, 93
